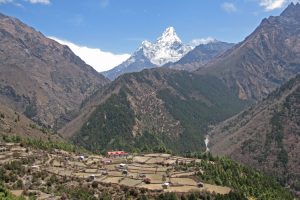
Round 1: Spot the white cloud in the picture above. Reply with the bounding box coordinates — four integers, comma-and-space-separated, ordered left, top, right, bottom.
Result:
27, 0, 50, 4
258, 0, 300, 11
190, 37, 217, 46
222, 2, 237, 13
49, 37, 130, 72
259, 0, 286, 10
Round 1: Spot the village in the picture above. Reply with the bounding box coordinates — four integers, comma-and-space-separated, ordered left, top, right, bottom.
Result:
0, 142, 231, 199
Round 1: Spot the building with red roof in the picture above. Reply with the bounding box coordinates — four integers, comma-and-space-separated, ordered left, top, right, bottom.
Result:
107, 151, 128, 158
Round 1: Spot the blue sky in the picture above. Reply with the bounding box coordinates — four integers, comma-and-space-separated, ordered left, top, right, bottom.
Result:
0, 0, 298, 71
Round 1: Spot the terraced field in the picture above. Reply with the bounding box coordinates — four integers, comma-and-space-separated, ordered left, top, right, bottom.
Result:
0, 143, 232, 199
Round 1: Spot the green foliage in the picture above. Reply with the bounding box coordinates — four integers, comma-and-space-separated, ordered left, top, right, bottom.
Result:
157, 73, 247, 152
134, 130, 172, 153
57, 186, 97, 200
196, 156, 293, 199
156, 193, 178, 200
28, 122, 58, 135
0, 182, 26, 200
261, 75, 299, 166
22, 138, 87, 153
46, 175, 58, 186
13, 180, 23, 190
262, 109, 289, 166
215, 191, 247, 200
186, 151, 216, 162
74, 71, 248, 153
0, 134, 87, 153
154, 191, 248, 200
24, 103, 37, 119
99, 194, 112, 200
74, 88, 136, 152
74, 71, 249, 153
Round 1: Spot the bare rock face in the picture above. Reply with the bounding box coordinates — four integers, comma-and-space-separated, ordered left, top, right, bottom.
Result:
0, 13, 109, 129
197, 3, 300, 101
0, 103, 61, 141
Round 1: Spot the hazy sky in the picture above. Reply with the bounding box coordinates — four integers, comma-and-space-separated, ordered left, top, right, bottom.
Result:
0, 0, 298, 71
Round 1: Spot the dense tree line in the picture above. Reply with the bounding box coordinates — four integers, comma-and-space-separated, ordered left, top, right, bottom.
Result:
74, 88, 136, 152
187, 152, 293, 200
0, 134, 88, 153
157, 73, 248, 152
0, 182, 25, 200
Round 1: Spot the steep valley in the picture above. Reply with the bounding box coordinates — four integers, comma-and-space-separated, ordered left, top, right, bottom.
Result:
70, 69, 247, 153
209, 75, 300, 191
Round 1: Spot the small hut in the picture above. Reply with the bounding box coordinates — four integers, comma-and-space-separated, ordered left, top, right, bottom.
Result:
197, 182, 204, 187
143, 178, 151, 184
122, 170, 128, 176
162, 182, 170, 189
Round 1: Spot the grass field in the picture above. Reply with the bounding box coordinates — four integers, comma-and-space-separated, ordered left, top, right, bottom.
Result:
105, 164, 117, 170
84, 168, 98, 173
165, 186, 201, 193
42, 153, 232, 195
171, 172, 196, 178
145, 157, 166, 164
145, 173, 165, 183
165, 184, 230, 194
133, 156, 151, 163
101, 176, 123, 184
203, 184, 231, 194
170, 178, 197, 186
108, 171, 123, 177
120, 178, 142, 187
137, 183, 164, 191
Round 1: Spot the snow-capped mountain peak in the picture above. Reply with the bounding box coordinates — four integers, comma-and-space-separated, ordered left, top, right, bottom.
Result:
140, 26, 192, 66
102, 26, 193, 80
141, 40, 152, 48
157, 26, 182, 44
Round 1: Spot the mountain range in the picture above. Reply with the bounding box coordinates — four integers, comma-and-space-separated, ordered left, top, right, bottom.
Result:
197, 2, 300, 101
102, 27, 233, 80
67, 3, 300, 154
166, 41, 234, 71
0, 2, 300, 196
102, 27, 192, 80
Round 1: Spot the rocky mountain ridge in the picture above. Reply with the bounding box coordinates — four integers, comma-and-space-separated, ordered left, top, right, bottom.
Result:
197, 2, 300, 101
0, 13, 109, 129
166, 41, 234, 71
